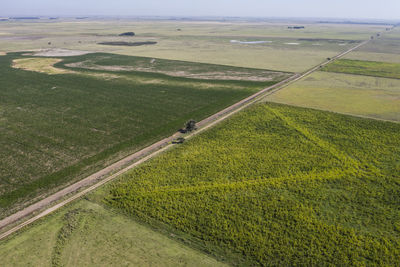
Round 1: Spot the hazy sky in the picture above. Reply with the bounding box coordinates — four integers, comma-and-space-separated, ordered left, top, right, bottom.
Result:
2, 0, 400, 20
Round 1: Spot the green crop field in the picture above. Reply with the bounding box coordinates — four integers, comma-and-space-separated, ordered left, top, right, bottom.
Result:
2, 103, 399, 266
103, 103, 400, 266
266, 71, 400, 122
0, 20, 385, 72
322, 59, 400, 79
0, 52, 283, 218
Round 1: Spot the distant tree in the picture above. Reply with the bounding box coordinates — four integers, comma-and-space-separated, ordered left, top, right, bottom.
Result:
172, 137, 185, 144
185, 119, 197, 132
119, 32, 135, 36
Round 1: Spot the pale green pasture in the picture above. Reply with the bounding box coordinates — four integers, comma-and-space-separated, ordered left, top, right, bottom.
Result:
265, 71, 400, 122
0, 200, 225, 267
344, 51, 400, 64
345, 27, 400, 63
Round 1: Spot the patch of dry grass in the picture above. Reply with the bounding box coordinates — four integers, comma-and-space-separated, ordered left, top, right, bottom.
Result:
12, 58, 75, 75
12, 57, 119, 81
265, 71, 400, 122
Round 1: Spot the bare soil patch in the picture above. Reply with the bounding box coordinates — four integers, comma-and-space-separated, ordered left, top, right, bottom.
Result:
98, 41, 157, 47
31, 49, 93, 57
66, 61, 134, 72
0, 36, 44, 41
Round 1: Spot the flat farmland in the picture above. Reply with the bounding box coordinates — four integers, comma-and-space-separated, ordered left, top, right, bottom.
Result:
104, 103, 400, 266
2, 103, 399, 266
0, 200, 225, 267
321, 59, 400, 79
345, 27, 400, 63
344, 50, 400, 65
0, 52, 283, 218
266, 71, 400, 122
0, 20, 387, 72
1, 18, 399, 266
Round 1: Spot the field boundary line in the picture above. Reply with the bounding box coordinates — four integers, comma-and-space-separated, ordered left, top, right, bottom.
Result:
265, 106, 362, 168
118, 168, 357, 197
0, 38, 371, 240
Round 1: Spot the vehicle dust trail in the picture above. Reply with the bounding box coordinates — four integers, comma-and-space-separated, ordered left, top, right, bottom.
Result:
0, 39, 370, 241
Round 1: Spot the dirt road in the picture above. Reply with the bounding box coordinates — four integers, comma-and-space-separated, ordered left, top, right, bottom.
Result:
0, 39, 369, 240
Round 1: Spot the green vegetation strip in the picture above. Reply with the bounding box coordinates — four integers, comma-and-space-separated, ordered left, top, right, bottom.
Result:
322, 59, 400, 79
51, 209, 83, 267
106, 103, 400, 266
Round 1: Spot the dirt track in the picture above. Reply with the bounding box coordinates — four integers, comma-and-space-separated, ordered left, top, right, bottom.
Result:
0, 39, 369, 240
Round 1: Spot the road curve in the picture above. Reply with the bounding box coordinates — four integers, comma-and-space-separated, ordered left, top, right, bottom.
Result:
0, 39, 369, 240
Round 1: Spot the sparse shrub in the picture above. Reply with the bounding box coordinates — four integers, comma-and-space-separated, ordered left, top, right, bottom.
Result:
185, 119, 197, 132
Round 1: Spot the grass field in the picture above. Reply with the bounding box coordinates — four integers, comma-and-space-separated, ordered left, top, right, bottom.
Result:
344, 51, 400, 64
266, 71, 400, 122
0, 200, 225, 267
2, 103, 399, 266
0, 52, 282, 218
321, 59, 400, 79
103, 103, 400, 266
0, 20, 385, 72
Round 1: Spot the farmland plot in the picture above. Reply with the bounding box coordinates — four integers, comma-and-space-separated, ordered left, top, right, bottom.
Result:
105, 103, 400, 266
0, 52, 282, 217
266, 71, 400, 122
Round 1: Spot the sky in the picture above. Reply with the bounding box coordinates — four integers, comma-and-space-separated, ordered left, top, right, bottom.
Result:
2, 0, 400, 20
